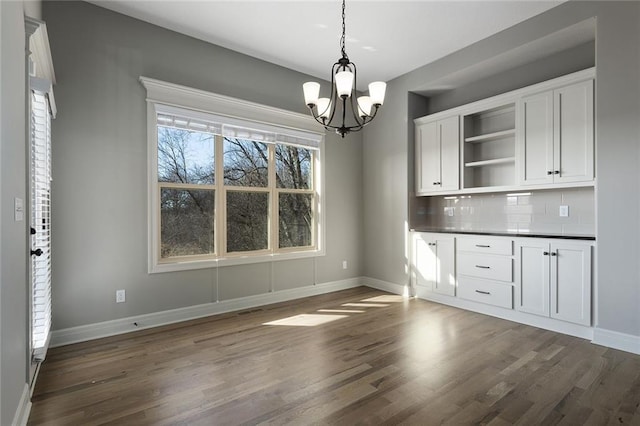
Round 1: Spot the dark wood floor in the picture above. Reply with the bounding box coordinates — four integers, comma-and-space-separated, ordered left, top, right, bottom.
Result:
29, 287, 640, 425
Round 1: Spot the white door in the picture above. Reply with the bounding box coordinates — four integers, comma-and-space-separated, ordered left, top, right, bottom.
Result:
439, 116, 460, 192
29, 82, 53, 380
432, 237, 456, 296
519, 91, 554, 185
416, 121, 441, 194
550, 242, 591, 326
554, 80, 594, 184
515, 241, 550, 317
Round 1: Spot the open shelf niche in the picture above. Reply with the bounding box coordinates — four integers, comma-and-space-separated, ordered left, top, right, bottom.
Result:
462, 103, 516, 189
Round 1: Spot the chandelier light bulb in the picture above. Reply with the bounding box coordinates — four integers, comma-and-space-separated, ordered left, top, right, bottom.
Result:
369, 81, 387, 106
316, 98, 332, 119
335, 70, 354, 98
357, 96, 372, 117
303, 82, 320, 106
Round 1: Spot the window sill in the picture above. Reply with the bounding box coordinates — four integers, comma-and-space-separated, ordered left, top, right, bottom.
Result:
149, 248, 325, 274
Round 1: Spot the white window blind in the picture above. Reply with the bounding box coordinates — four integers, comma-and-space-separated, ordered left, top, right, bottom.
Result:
31, 90, 52, 360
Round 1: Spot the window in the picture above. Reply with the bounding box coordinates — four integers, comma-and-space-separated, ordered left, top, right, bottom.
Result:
142, 78, 324, 272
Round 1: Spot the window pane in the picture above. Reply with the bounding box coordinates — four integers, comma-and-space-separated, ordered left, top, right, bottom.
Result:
226, 191, 269, 252
276, 145, 312, 189
158, 126, 214, 184
279, 193, 313, 248
223, 138, 268, 187
161, 188, 214, 258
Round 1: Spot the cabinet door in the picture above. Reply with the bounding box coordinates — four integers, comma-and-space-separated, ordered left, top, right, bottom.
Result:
415, 122, 441, 194
515, 241, 550, 317
519, 91, 554, 185
413, 234, 435, 288
550, 242, 591, 326
438, 116, 460, 191
433, 237, 456, 296
554, 80, 594, 184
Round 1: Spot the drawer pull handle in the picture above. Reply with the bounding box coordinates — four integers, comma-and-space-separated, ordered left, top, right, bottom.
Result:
551, 252, 557, 256
475, 290, 491, 295
543, 251, 549, 256
475, 244, 491, 248
475, 265, 490, 269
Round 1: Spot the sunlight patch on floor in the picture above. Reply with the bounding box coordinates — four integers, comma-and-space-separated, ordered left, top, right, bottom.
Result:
361, 295, 405, 303
317, 309, 365, 313
342, 303, 390, 308
263, 314, 347, 327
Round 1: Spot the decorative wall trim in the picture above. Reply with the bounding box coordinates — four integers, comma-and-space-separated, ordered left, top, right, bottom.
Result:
361, 276, 409, 296
11, 384, 31, 426
51, 278, 363, 347
139, 76, 323, 136
592, 327, 640, 355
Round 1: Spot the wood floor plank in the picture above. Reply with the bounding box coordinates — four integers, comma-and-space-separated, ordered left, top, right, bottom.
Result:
28, 287, 640, 425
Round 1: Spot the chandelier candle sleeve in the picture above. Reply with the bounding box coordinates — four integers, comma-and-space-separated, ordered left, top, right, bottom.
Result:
302, 0, 386, 138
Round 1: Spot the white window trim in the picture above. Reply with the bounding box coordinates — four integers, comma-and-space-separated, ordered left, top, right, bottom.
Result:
140, 77, 326, 273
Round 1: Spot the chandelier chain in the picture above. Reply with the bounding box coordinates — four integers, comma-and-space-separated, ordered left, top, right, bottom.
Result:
340, 0, 348, 60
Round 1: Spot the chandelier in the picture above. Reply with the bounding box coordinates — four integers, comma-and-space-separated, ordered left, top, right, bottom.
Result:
302, 0, 386, 138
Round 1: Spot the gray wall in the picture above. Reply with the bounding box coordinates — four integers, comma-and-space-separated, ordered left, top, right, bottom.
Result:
43, 1, 364, 330
363, 1, 640, 338
1, 1, 28, 424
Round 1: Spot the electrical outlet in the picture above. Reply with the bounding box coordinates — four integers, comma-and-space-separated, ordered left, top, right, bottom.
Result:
559, 205, 569, 217
342, 260, 348, 270
116, 289, 126, 303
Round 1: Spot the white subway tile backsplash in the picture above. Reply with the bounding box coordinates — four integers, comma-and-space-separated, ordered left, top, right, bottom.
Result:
415, 187, 594, 236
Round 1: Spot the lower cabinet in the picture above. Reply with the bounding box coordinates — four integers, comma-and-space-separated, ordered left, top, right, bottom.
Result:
515, 239, 592, 326
413, 233, 455, 296
412, 232, 594, 330
456, 236, 514, 309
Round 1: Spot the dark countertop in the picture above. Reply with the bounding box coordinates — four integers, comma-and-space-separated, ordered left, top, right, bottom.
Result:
411, 228, 596, 241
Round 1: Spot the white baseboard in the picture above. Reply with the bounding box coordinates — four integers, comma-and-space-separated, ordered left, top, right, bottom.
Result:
592, 327, 640, 355
415, 287, 594, 341
51, 278, 363, 348
11, 384, 31, 426
361, 276, 408, 296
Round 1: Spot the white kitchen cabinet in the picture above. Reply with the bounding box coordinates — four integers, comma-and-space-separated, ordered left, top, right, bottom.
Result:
415, 115, 459, 195
462, 104, 516, 189
516, 239, 591, 326
519, 79, 594, 186
456, 236, 514, 308
413, 233, 456, 296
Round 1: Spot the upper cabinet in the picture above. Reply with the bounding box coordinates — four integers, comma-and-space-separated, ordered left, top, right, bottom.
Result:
415, 115, 459, 195
518, 79, 594, 186
414, 68, 595, 196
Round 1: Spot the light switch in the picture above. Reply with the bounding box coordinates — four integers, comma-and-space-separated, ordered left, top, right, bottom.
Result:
14, 198, 24, 222
559, 205, 569, 217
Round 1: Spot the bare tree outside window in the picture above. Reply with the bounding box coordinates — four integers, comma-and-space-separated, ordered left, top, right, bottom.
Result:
276, 145, 313, 248
158, 126, 215, 258
156, 120, 317, 259
223, 138, 268, 187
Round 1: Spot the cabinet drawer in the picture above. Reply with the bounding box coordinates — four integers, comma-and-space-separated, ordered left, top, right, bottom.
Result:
458, 276, 513, 309
457, 238, 513, 255
458, 253, 513, 282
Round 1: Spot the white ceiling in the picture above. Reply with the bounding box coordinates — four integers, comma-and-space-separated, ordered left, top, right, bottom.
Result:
87, 1, 566, 90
